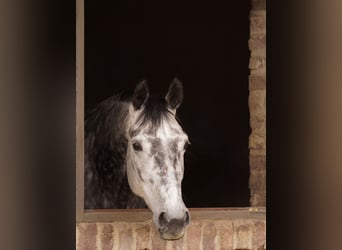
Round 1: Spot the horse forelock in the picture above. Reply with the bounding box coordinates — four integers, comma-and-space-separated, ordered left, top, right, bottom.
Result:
135, 97, 175, 132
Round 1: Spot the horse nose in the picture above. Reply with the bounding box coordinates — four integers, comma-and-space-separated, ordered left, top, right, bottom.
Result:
158, 211, 191, 240
158, 211, 190, 227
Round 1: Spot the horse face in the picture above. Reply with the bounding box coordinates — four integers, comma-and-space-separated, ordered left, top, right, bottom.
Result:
126, 79, 191, 239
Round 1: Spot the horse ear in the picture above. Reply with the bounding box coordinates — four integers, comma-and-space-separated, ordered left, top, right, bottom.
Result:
132, 80, 149, 110
165, 78, 183, 111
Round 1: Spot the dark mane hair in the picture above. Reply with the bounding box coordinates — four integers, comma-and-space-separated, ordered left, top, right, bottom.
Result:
85, 91, 136, 209
136, 97, 174, 131
85, 91, 132, 147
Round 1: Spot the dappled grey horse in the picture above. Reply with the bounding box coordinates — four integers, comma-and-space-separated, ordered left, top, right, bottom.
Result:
85, 79, 190, 239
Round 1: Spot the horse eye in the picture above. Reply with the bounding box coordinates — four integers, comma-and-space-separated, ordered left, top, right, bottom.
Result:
132, 142, 143, 151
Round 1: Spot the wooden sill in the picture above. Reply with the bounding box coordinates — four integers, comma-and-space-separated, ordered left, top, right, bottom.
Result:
77, 207, 266, 223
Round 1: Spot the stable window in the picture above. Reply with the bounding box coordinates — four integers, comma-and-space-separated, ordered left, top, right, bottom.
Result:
77, 0, 262, 223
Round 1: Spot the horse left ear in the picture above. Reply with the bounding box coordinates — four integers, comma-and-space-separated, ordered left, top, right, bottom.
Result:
165, 78, 183, 111
132, 80, 149, 110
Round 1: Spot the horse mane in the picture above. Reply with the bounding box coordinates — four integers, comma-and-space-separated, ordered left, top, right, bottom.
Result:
85, 91, 138, 209
85, 91, 132, 148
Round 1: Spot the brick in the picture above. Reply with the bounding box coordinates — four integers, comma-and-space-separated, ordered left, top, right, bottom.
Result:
202, 223, 217, 250
249, 74, 266, 93
250, 118, 266, 136
150, 224, 167, 249
216, 220, 233, 250
77, 223, 97, 250
250, 12, 266, 34
251, 48, 266, 57
249, 90, 266, 120
250, 149, 266, 156
171, 233, 186, 250
249, 134, 266, 150
252, 221, 266, 249
187, 221, 202, 250
249, 34, 266, 50
118, 224, 134, 250
249, 170, 266, 193
100, 224, 114, 250
249, 155, 266, 171
249, 117, 266, 137
249, 56, 266, 70
249, 89, 266, 107
251, 0, 266, 10
250, 193, 266, 207
233, 221, 253, 249
135, 223, 151, 250
250, 117, 266, 138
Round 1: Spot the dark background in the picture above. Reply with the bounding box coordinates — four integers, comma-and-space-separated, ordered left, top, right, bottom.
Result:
85, 0, 251, 207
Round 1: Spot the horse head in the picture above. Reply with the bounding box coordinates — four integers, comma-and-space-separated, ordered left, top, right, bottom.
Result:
125, 79, 190, 239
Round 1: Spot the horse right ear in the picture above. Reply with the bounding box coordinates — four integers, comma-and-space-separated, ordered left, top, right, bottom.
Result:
165, 78, 183, 111
132, 80, 149, 110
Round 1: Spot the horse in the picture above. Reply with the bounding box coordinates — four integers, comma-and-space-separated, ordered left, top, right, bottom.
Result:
84, 78, 191, 239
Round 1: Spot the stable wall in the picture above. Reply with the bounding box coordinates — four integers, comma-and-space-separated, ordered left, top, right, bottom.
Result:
248, 0, 266, 207
76, 209, 266, 250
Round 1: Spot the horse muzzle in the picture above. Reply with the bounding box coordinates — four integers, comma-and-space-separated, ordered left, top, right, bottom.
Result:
157, 211, 191, 240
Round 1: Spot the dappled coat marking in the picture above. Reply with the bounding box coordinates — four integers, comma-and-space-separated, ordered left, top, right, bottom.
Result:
85, 79, 191, 239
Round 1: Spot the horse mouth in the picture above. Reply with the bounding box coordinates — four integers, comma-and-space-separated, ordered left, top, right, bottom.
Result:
159, 230, 185, 240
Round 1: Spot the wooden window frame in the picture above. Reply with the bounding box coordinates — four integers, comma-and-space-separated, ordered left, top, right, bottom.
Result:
76, 0, 264, 223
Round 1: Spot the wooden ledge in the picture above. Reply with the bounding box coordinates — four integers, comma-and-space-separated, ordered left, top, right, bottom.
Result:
78, 207, 266, 223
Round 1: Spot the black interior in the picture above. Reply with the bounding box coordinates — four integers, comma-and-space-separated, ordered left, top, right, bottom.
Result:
85, 0, 251, 207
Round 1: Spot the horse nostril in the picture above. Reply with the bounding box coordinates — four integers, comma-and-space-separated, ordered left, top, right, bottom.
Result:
158, 212, 169, 227
184, 211, 190, 225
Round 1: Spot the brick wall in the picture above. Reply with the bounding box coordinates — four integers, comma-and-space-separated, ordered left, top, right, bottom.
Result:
76, 210, 266, 250
249, 0, 266, 207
